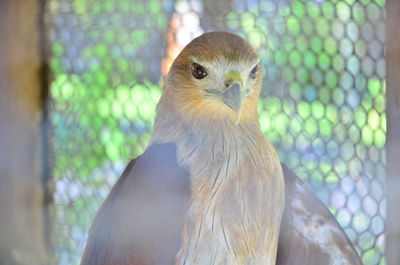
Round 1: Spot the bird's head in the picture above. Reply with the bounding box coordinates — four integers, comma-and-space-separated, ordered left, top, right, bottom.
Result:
162, 32, 262, 126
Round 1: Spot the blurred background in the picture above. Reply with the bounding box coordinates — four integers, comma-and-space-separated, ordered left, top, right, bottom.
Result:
1, 0, 398, 265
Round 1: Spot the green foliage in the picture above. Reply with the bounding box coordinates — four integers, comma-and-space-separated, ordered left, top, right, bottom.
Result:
50, 0, 172, 264
52, 73, 161, 180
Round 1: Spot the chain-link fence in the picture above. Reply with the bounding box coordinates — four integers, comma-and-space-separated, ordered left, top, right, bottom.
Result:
48, 0, 386, 264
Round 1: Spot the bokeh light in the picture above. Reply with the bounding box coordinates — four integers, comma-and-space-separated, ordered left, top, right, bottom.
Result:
48, 0, 386, 264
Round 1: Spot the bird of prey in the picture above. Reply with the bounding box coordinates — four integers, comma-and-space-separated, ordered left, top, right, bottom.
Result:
81, 32, 362, 265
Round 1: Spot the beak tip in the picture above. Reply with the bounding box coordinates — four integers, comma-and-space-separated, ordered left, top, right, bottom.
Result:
222, 83, 244, 116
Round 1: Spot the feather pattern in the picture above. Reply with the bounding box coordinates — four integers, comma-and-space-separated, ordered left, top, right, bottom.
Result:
277, 165, 362, 265
150, 102, 284, 265
81, 32, 361, 265
81, 144, 190, 265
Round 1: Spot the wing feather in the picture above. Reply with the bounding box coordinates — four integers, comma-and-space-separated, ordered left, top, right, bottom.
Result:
277, 164, 362, 265
81, 143, 190, 265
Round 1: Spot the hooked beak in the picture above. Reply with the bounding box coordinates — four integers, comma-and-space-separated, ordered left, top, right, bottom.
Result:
223, 82, 245, 124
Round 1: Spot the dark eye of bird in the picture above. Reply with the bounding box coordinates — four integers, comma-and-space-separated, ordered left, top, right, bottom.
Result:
191, 63, 208, 79
250, 64, 259, 79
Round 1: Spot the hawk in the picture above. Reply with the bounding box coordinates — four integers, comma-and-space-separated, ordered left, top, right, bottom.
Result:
81, 32, 362, 265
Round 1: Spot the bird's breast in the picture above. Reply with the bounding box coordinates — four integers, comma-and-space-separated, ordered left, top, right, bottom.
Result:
174, 129, 285, 265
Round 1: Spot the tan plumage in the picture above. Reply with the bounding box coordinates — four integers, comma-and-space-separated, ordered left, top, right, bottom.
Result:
150, 32, 284, 265
81, 31, 361, 265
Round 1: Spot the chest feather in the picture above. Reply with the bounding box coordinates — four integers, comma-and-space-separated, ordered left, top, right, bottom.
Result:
174, 129, 285, 265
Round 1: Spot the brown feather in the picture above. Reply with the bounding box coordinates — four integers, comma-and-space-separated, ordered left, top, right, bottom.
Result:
277, 165, 362, 265
150, 32, 285, 265
81, 144, 190, 265
81, 32, 361, 265
154, 32, 262, 129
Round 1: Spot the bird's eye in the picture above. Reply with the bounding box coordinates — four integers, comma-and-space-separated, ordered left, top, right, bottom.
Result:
191, 63, 208, 79
250, 64, 259, 79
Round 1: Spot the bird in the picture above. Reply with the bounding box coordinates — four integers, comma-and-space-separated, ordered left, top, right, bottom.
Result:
81, 31, 362, 265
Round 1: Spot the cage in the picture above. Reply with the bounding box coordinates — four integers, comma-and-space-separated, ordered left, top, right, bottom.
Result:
46, 0, 389, 264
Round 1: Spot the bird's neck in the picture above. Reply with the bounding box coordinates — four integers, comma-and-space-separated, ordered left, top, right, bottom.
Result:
150, 104, 285, 265
150, 93, 262, 146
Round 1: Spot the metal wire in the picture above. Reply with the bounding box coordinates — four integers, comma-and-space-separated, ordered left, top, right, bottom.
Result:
48, 0, 386, 264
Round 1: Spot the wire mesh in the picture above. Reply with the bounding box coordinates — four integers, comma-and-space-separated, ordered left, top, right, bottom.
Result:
47, 0, 386, 264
